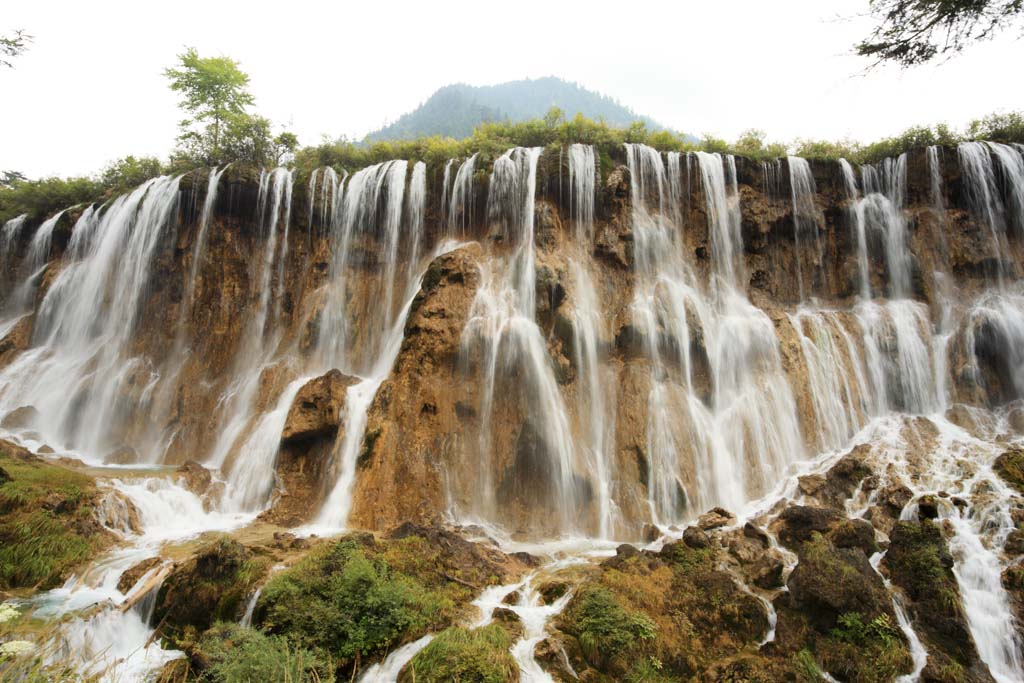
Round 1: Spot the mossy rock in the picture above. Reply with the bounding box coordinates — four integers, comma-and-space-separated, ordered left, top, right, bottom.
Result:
399, 624, 517, 683
0, 440, 114, 590
886, 520, 990, 680
152, 537, 269, 642
995, 447, 1024, 495
254, 529, 519, 675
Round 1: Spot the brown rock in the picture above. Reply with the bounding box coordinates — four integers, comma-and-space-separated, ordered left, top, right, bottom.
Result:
682, 526, 711, 549
697, 506, 735, 530
281, 369, 356, 443
0, 405, 38, 430
176, 460, 213, 497
117, 557, 162, 593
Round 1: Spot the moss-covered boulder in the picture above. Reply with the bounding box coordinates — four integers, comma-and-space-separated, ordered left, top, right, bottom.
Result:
254, 528, 527, 677
995, 447, 1024, 495
773, 532, 913, 682
399, 625, 517, 683
152, 537, 269, 642
553, 538, 768, 680
0, 439, 116, 590
884, 520, 991, 682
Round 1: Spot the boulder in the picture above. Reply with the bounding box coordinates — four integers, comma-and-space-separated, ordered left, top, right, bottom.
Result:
175, 460, 213, 497
0, 405, 38, 431
787, 534, 894, 632
696, 506, 735, 530
886, 520, 993, 682
281, 369, 356, 443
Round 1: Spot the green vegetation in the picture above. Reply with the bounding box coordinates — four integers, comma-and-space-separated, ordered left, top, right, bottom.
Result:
255, 536, 456, 670
400, 625, 517, 683
856, 0, 1024, 67
0, 30, 30, 69
192, 623, 335, 683
563, 586, 656, 672
164, 48, 296, 169
153, 537, 270, 642
818, 612, 911, 683
0, 445, 110, 590
365, 76, 670, 143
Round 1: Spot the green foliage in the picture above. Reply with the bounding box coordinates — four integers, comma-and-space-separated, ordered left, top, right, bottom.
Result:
733, 129, 789, 160
0, 176, 100, 224
0, 30, 31, 69
830, 612, 900, 648
256, 538, 451, 667
564, 586, 656, 670
100, 156, 165, 195
164, 48, 296, 167
401, 625, 516, 683
995, 448, 1024, 494
0, 448, 106, 590
856, 0, 1024, 67
195, 623, 334, 683
968, 111, 1024, 142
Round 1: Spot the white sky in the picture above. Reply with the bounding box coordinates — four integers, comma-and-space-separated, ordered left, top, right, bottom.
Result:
2, 0, 1021, 178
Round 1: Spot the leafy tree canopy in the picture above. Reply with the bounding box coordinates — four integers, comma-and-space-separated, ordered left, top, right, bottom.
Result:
857, 0, 1024, 66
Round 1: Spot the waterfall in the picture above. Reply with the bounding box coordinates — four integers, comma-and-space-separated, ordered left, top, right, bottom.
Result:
448, 153, 477, 237
5, 208, 68, 319
207, 168, 293, 477
0, 177, 181, 457
567, 144, 615, 537
459, 146, 580, 533
183, 166, 228, 312
788, 156, 823, 301
625, 144, 802, 523
313, 160, 438, 530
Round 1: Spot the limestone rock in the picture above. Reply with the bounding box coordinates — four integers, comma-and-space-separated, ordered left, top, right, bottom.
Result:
281, 369, 356, 443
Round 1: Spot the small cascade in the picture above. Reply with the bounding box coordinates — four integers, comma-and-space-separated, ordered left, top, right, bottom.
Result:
440, 158, 455, 220
958, 141, 1016, 283
0, 213, 27, 277
788, 156, 823, 301
183, 166, 228, 312
6, 208, 69, 318
406, 161, 427, 282
567, 143, 596, 243
448, 153, 477, 237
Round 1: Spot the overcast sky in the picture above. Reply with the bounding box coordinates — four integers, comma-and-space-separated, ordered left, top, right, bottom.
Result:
3, 0, 1021, 178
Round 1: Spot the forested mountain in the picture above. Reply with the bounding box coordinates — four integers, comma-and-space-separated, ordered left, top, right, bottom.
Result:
364, 76, 668, 141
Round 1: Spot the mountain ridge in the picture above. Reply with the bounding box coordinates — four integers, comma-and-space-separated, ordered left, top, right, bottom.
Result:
364, 76, 673, 142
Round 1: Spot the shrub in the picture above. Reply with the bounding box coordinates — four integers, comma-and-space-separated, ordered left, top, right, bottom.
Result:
563, 586, 656, 671
399, 625, 516, 683
255, 537, 451, 668
197, 623, 334, 683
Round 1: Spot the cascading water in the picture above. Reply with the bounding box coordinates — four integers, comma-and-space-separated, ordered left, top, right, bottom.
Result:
0, 177, 182, 457
626, 144, 803, 524
458, 146, 580, 534
567, 143, 616, 538
788, 156, 824, 301
448, 153, 477, 237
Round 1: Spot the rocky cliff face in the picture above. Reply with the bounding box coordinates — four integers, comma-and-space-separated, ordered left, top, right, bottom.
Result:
0, 144, 1022, 538
4, 141, 1024, 682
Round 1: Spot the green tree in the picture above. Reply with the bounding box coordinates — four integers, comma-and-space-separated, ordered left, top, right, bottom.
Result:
164, 48, 255, 163
856, 0, 1024, 66
1, 30, 31, 69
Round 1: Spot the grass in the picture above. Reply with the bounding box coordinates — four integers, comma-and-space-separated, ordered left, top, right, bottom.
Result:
400, 625, 516, 683
0, 446, 110, 590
